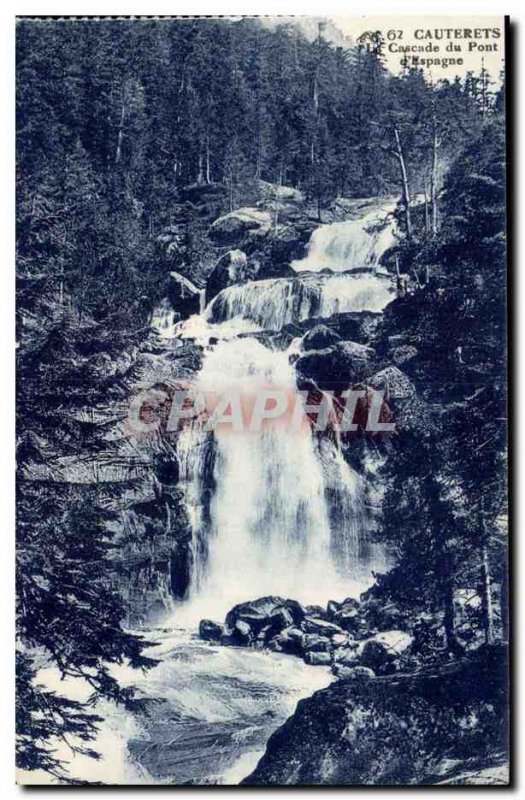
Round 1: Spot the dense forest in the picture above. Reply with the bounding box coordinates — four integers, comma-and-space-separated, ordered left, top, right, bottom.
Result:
16, 18, 507, 781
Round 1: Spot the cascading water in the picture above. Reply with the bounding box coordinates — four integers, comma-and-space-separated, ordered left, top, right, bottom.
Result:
177, 338, 366, 619
291, 199, 397, 273
206, 273, 394, 332
175, 200, 397, 612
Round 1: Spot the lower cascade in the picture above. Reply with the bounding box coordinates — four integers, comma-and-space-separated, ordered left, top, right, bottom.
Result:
177, 338, 371, 618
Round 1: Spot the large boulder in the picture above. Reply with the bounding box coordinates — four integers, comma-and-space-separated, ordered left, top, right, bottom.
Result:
225, 596, 306, 636
295, 341, 375, 389
301, 325, 341, 352
199, 619, 225, 642
205, 249, 252, 305
208, 207, 272, 247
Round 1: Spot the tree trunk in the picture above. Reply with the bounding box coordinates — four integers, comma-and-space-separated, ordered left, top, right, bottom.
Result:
479, 518, 495, 644
393, 124, 412, 238
442, 579, 461, 654
205, 132, 211, 184
115, 101, 126, 164
430, 124, 438, 234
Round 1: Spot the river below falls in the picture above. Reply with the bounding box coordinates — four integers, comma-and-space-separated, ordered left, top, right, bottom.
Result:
108, 621, 334, 785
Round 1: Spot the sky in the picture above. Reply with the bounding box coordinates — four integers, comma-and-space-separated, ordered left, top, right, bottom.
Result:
331, 15, 505, 84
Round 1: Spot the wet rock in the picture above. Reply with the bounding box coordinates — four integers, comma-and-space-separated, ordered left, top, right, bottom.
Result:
270, 626, 304, 656
302, 617, 344, 637
208, 207, 272, 247
232, 618, 254, 645
199, 619, 225, 642
301, 325, 341, 352
304, 651, 332, 666
303, 633, 331, 653
225, 596, 306, 637
332, 646, 360, 667
304, 604, 328, 619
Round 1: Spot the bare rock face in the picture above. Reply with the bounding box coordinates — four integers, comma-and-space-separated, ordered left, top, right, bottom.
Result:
243, 646, 509, 786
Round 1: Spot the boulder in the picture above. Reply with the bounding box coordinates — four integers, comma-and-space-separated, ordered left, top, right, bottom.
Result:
369, 366, 416, 401
295, 341, 374, 389
357, 633, 413, 671
301, 325, 341, 352
304, 651, 332, 666
302, 617, 344, 637
270, 626, 304, 656
199, 619, 225, 642
331, 632, 351, 648
303, 634, 331, 653
231, 618, 254, 645
372, 630, 414, 657
332, 646, 360, 667
391, 344, 418, 365
208, 207, 272, 247
167, 271, 204, 318
225, 596, 305, 634
205, 249, 252, 305
332, 664, 376, 680
304, 604, 328, 619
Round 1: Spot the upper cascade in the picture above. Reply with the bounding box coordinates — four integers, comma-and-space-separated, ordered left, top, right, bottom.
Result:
291, 200, 397, 273
206, 273, 394, 332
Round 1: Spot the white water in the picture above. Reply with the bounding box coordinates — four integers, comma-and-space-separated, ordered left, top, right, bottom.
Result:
207, 273, 394, 332
178, 338, 367, 620
291, 200, 397, 273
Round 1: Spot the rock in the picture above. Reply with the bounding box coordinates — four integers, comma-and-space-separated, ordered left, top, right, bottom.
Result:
304, 651, 332, 666
208, 207, 272, 247
270, 626, 304, 656
304, 604, 328, 619
302, 616, 344, 637
372, 630, 414, 657
231, 619, 254, 645
369, 366, 415, 400
331, 633, 350, 647
244, 645, 509, 786
205, 249, 252, 305
358, 639, 397, 671
301, 325, 341, 352
225, 596, 305, 635
199, 619, 225, 642
303, 634, 331, 653
332, 665, 376, 680
295, 341, 374, 389
326, 600, 341, 619
332, 646, 360, 667
167, 271, 204, 318
391, 344, 418, 365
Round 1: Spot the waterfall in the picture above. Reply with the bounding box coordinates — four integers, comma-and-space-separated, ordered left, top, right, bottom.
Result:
207, 274, 394, 332
291, 200, 397, 273
178, 337, 368, 618
172, 201, 396, 617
